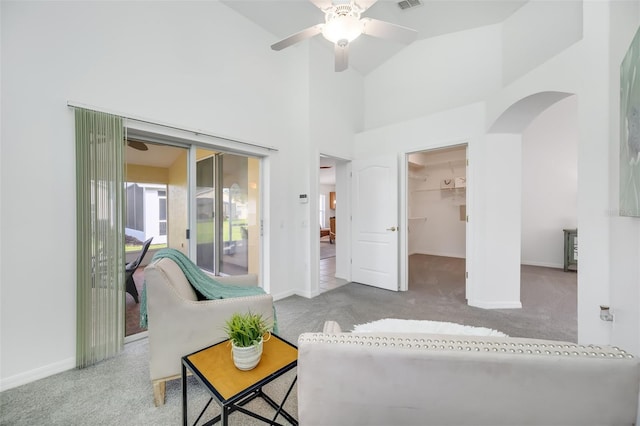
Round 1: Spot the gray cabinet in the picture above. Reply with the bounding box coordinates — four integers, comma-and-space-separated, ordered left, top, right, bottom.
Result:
563, 229, 578, 272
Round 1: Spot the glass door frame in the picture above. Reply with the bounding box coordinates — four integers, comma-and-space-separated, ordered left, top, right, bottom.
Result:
189, 147, 264, 278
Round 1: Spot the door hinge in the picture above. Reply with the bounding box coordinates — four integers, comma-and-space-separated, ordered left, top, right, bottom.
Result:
466, 215, 469, 223
466, 159, 469, 166
466, 271, 468, 279
186, 229, 190, 239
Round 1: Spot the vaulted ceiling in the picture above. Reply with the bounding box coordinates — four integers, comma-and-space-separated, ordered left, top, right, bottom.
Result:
222, 0, 528, 75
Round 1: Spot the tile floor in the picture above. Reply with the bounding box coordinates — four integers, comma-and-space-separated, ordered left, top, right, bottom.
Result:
319, 256, 348, 293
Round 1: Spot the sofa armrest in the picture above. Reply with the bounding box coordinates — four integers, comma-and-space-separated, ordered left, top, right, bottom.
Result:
297, 332, 640, 425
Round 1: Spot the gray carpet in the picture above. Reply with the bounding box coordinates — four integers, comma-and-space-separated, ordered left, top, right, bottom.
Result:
0, 255, 576, 425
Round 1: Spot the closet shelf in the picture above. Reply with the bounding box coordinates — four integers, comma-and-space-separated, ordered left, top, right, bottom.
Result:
408, 161, 425, 170
409, 217, 428, 221
412, 187, 466, 193
421, 159, 466, 169
409, 175, 427, 181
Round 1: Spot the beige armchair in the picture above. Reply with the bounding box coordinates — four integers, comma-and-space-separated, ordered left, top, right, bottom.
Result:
144, 257, 274, 406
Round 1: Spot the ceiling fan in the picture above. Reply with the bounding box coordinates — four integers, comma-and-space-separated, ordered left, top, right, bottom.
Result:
127, 139, 148, 151
271, 0, 418, 72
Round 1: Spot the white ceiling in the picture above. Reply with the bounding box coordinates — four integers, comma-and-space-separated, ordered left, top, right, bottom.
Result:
126, 142, 186, 168
222, 0, 527, 75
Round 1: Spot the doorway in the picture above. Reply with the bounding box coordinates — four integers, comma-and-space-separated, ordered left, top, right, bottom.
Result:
319, 155, 349, 293
124, 140, 189, 337
123, 133, 264, 338
195, 149, 261, 276
406, 145, 468, 294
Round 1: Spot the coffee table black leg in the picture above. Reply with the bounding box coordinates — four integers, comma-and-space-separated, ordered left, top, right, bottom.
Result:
272, 376, 297, 424
222, 404, 230, 426
182, 364, 188, 426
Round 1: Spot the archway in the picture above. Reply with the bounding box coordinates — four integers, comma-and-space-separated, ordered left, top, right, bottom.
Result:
485, 91, 578, 340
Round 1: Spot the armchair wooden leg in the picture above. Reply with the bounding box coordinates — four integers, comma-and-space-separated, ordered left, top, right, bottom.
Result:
153, 380, 166, 407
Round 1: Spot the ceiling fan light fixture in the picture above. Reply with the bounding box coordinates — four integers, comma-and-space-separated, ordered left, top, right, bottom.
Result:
322, 14, 363, 44
271, 0, 417, 72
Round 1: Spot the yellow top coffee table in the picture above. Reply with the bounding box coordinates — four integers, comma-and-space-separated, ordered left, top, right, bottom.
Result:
181, 334, 298, 426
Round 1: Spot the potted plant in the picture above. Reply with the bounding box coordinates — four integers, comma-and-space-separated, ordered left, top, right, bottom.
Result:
224, 312, 270, 370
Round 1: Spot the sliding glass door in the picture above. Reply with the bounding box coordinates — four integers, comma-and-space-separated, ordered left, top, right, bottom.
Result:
195, 150, 260, 276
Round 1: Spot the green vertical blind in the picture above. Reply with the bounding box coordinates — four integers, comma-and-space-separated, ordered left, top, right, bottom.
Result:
75, 108, 125, 368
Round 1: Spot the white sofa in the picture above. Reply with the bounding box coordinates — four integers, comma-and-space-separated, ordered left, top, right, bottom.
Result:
297, 322, 640, 425
144, 257, 274, 406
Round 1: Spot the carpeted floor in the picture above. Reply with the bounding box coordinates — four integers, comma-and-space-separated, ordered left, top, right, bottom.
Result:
1, 255, 576, 425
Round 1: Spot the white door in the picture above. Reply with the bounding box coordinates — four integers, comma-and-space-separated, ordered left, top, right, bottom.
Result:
351, 157, 399, 291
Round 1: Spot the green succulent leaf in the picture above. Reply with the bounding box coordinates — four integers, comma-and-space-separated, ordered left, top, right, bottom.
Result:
224, 312, 269, 347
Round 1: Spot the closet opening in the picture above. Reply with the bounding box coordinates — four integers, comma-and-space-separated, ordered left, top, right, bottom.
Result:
407, 144, 468, 300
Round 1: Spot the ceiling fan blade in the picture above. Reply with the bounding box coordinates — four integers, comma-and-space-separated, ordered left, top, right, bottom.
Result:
309, 0, 333, 11
271, 24, 324, 51
335, 43, 349, 72
127, 140, 148, 151
361, 18, 418, 44
354, 0, 378, 12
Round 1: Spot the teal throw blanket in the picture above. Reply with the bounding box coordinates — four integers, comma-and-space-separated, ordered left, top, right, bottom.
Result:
139, 248, 277, 333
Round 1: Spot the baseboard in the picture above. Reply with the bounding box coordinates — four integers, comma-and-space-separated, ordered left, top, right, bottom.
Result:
308, 288, 321, 298
0, 357, 75, 392
271, 289, 297, 301
125, 331, 148, 344
521, 260, 563, 269
293, 289, 315, 299
468, 300, 522, 309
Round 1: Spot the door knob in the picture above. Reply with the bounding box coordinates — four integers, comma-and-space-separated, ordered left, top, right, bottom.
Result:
387, 226, 396, 232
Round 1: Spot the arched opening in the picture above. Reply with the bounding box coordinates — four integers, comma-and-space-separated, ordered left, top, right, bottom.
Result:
486, 90, 578, 341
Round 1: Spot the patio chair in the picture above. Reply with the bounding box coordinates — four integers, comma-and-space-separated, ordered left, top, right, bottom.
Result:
125, 237, 153, 303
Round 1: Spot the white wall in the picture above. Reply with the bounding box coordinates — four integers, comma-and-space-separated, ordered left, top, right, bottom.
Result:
521, 95, 578, 268
355, 103, 492, 303
360, 0, 640, 342
408, 149, 466, 258
4, 0, 640, 393
480, 133, 523, 309
306, 39, 363, 298
482, 0, 616, 346
0, 0, 361, 389
502, 0, 583, 86
364, 25, 502, 130
608, 0, 640, 357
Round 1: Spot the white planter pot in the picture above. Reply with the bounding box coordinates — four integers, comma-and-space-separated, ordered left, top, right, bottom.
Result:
231, 338, 263, 371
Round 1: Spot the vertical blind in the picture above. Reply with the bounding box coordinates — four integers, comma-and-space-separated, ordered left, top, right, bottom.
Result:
75, 108, 125, 368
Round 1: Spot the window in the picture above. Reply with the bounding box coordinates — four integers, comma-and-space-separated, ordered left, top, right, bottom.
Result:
126, 183, 145, 232
125, 182, 168, 248
158, 190, 167, 236
319, 194, 326, 228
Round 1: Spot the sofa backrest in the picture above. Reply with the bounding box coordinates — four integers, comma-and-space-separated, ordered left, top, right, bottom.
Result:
297, 332, 640, 425
145, 257, 198, 301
